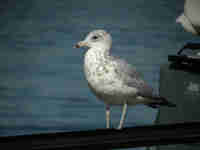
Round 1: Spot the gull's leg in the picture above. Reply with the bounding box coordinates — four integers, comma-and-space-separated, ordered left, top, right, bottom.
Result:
117, 102, 128, 130
105, 105, 111, 129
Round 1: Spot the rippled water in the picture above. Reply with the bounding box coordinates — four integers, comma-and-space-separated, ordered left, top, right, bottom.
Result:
0, 1, 198, 149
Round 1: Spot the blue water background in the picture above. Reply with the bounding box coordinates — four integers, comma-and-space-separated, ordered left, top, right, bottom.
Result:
0, 1, 199, 149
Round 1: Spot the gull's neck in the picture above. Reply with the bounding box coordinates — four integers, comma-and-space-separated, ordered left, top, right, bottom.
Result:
88, 44, 111, 59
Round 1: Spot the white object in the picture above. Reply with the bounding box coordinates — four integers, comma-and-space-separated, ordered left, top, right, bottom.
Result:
75, 30, 175, 129
176, 0, 200, 35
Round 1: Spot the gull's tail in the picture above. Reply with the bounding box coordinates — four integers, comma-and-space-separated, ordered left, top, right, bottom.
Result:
146, 96, 176, 108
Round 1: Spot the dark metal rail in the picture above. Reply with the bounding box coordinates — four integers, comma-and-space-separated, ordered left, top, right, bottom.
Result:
1, 122, 200, 150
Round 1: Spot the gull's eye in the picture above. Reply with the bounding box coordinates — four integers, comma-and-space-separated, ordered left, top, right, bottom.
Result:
92, 35, 98, 40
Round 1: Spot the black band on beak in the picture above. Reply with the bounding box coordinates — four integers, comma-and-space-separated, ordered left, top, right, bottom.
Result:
74, 44, 80, 48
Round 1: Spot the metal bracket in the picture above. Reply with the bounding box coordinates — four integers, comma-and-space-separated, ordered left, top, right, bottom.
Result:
168, 43, 200, 72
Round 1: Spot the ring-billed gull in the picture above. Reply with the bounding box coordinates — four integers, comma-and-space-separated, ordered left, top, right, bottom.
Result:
75, 29, 176, 129
176, 0, 200, 55
176, 0, 200, 35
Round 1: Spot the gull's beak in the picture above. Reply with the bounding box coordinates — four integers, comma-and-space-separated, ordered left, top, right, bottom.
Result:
176, 14, 183, 24
74, 41, 88, 48
176, 16, 181, 24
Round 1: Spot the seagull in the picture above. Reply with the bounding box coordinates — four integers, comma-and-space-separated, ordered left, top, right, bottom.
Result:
75, 29, 176, 129
176, 0, 200, 35
176, 13, 198, 35
176, 0, 200, 55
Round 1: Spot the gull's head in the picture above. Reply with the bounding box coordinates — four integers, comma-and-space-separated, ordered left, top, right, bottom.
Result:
176, 13, 198, 35
74, 29, 112, 50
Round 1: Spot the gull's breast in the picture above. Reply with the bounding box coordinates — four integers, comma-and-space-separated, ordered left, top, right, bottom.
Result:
83, 49, 118, 89
83, 49, 138, 104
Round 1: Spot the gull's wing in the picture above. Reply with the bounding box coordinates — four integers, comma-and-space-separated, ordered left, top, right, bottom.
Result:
110, 56, 176, 108
111, 56, 153, 97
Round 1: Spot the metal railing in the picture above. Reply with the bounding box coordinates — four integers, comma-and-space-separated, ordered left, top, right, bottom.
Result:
0, 122, 200, 149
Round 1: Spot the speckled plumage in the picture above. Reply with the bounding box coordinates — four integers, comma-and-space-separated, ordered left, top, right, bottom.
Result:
84, 48, 153, 105
82, 30, 153, 105
75, 29, 175, 129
